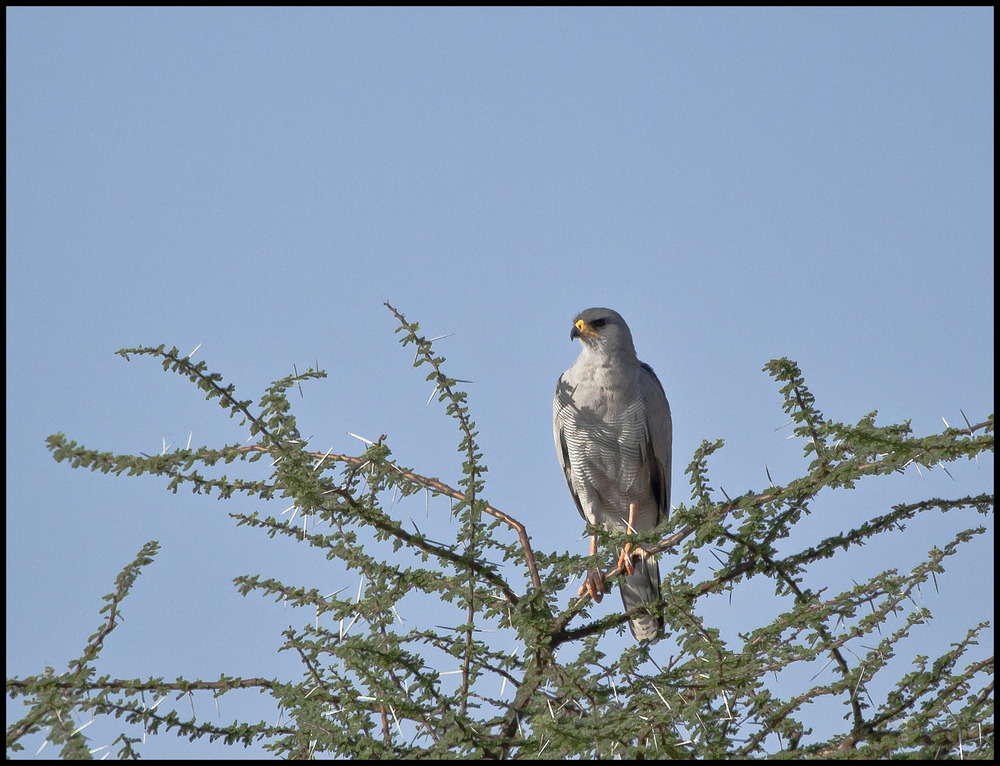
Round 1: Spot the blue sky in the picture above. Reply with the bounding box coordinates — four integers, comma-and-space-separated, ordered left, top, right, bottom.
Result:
6, 7, 993, 758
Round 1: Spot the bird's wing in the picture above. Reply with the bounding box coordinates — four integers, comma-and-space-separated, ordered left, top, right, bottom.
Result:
553, 373, 589, 525
618, 363, 671, 643
639, 362, 672, 527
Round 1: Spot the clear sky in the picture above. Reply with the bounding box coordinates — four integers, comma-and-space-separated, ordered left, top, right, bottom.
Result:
6, 7, 993, 758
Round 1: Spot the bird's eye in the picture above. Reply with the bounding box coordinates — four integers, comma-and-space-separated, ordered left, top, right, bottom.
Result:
591, 318, 607, 329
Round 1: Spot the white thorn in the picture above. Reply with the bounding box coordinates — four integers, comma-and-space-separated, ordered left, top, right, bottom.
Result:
389, 704, 403, 736
342, 612, 360, 637
426, 382, 440, 407
960, 409, 973, 431
651, 683, 671, 710
69, 720, 95, 736
313, 446, 335, 473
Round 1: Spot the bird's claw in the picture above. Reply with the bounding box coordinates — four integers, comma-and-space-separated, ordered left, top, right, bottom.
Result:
616, 544, 636, 575
617, 543, 650, 576
578, 569, 607, 603
618, 543, 635, 574
615, 502, 645, 575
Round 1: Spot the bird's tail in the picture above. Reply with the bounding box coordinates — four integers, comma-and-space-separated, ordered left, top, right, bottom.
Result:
619, 554, 663, 643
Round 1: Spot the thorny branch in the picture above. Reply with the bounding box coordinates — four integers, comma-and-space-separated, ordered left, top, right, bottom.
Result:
235, 443, 542, 593
28, 318, 992, 759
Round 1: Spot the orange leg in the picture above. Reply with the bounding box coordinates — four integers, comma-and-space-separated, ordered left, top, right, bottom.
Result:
615, 503, 643, 575
578, 533, 608, 602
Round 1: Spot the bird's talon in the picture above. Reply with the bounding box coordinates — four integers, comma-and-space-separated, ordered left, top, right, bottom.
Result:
580, 569, 607, 602
617, 543, 637, 575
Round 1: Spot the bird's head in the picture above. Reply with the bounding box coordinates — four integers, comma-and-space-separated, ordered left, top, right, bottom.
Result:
570, 308, 637, 358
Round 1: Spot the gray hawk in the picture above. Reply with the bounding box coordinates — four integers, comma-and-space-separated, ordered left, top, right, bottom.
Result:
553, 308, 672, 643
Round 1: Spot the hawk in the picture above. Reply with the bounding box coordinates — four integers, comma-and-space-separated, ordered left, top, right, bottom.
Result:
553, 308, 672, 642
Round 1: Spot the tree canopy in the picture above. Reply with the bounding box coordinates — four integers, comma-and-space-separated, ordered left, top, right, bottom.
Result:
8, 303, 993, 759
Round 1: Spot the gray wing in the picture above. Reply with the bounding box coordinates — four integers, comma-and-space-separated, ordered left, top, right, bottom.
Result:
553, 373, 590, 525
639, 362, 672, 527
620, 363, 672, 643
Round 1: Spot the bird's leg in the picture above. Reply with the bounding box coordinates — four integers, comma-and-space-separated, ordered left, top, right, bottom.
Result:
578, 533, 607, 603
616, 503, 644, 576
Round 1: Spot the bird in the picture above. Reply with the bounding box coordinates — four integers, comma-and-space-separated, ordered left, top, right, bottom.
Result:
553, 307, 672, 643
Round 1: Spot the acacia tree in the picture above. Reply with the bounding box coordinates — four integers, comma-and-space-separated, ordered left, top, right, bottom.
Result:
7, 302, 994, 759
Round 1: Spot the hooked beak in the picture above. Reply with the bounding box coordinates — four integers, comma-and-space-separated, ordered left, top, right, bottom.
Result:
571, 319, 599, 340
